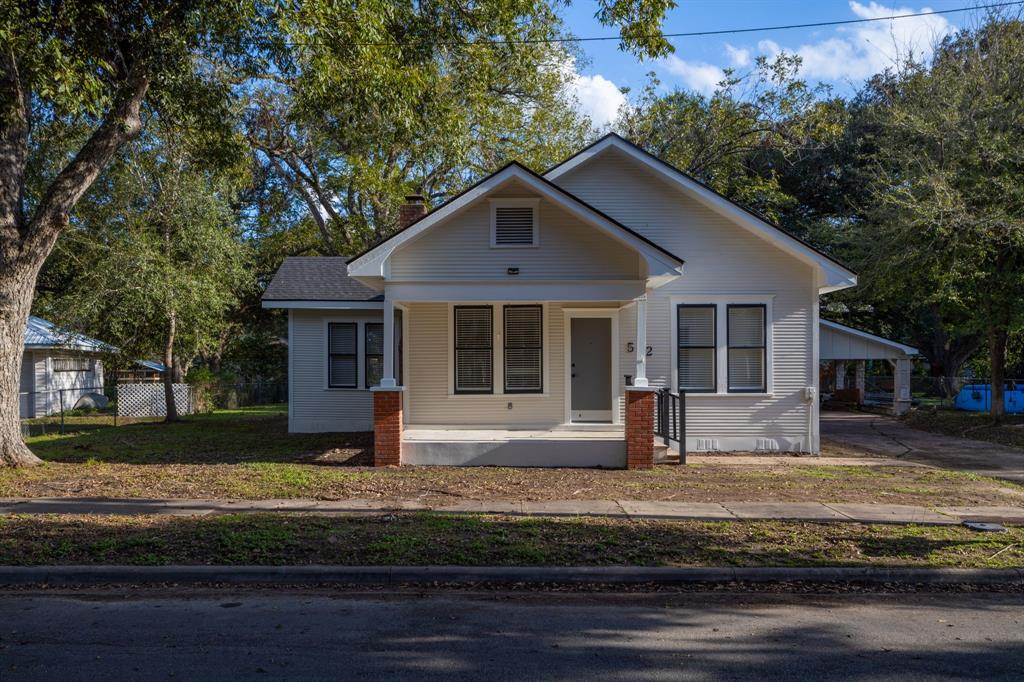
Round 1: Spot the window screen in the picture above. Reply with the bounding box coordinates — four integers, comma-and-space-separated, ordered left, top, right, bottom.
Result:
328, 322, 357, 388
504, 305, 542, 393
493, 206, 535, 245
728, 305, 766, 392
454, 306, 493, 393
365, 323, 383, 389
677, 305, 716, 392
53, 357, 91, 372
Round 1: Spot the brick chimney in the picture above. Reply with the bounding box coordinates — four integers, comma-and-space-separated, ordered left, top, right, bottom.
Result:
399, 194, 426, 228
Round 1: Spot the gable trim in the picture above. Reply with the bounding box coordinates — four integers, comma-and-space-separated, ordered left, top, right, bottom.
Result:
346, 162, 685, 282
544, 134, 857, 292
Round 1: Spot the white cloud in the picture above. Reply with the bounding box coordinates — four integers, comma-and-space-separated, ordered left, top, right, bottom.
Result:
568, 71, 626, 128
755, 2, 956, 82
725, 43, 751, 67
658, 55, 725, 95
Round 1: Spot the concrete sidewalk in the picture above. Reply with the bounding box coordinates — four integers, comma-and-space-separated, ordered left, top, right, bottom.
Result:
2, 496, 1023, 526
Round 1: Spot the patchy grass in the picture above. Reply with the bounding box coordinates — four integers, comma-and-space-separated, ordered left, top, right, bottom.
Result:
4, 405, 1022, 507
906, 408, 1024, 451
0, 513, 1021, 569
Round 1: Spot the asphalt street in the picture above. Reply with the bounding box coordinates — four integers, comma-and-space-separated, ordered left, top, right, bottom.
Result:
2, 589, 1023, 680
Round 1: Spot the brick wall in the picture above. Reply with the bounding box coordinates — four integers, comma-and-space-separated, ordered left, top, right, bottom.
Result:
625, 388, 655, 470
373, 389, 403, 466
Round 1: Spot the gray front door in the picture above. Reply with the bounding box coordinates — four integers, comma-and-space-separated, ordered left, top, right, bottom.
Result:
570, 317, 612, 422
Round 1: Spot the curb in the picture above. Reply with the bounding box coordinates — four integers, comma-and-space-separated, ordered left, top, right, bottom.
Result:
1, 565, 1022, 588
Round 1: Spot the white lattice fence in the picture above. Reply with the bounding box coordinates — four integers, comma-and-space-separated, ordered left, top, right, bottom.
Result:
117, 383, 192, 417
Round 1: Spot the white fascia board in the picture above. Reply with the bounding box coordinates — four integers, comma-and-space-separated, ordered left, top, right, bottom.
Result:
261, 300, 385, 310
546, 137, 856, 292
385, 280, 646, 302
820, 319, 918, 356
347, 164, 683, 283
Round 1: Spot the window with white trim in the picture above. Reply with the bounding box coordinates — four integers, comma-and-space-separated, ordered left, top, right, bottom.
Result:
677, 305, 716, 393
364, 323, 383, 389
503, 305, 542, 393
328, 322, 357, 388
490, 199, 538, 247
727, 305, 766, 392
454, 306, 493, 393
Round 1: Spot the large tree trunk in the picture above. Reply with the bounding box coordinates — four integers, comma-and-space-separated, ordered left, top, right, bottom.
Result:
989, 324, 1008, 422
0, 262, 43, 466
0, 61, 150, 466
162, 313, 179, 423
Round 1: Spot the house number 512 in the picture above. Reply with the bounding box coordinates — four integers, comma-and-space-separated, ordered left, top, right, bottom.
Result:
627, 343, 653, 356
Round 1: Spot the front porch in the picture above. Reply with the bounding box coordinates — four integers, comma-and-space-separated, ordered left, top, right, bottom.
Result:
370, 295, 671, 469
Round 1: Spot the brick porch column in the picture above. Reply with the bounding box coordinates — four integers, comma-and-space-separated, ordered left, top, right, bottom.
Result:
625, 387, 657, 470
372, 387, 404, 466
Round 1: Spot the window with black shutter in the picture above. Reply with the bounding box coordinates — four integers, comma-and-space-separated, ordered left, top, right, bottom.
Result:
727, 305, 766, 392
328, 322, 357, 388
504, 305, 542, 393
677, 305, 716, 392
454, 306, 493, 393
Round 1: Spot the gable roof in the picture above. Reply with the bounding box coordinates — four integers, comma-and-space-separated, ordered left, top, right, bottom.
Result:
821, 320, 918, 357
24, 316, 111, 352
544, 133, 857, 293
346, 161, 685, 285
262, 257, 382, 303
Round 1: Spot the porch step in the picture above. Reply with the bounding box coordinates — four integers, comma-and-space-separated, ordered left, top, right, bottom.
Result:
654, 442, 681, 465
401, 427, 626, 467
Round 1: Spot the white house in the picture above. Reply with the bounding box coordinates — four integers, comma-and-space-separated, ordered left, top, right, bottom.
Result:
263, 134, 859, 468
20, 316, 108, 419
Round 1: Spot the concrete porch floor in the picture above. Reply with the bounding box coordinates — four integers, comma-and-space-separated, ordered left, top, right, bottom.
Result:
403, 427, 625, 442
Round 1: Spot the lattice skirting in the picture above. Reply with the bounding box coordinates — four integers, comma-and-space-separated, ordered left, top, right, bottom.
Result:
117, 383, 192, 417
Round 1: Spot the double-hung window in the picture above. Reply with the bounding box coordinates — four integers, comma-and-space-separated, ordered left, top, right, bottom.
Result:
727, 305, 766, 392
454, 306, 493, 393
503, 305, 542, 393
677, 305, 716, 393
328, 322, 358, 388
364, 323, 383, 389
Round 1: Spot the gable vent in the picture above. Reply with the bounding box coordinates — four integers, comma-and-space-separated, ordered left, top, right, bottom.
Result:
493, 205, 537, 246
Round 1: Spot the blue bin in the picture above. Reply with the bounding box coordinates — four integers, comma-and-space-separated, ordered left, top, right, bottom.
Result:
953, 383, 1024, 413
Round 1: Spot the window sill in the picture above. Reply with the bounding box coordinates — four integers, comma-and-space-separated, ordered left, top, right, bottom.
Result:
324, 387, 369, 392
447, 392, 551, 399
684, 392, 774, 398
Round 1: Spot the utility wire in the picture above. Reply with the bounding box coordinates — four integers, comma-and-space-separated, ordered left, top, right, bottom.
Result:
345, 1, 1024, 47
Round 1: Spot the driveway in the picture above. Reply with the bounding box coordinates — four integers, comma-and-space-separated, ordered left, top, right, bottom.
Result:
821, 411, 1024, 482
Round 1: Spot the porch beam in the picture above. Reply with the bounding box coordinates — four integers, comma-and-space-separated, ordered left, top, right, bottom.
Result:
634, 293, 649, 387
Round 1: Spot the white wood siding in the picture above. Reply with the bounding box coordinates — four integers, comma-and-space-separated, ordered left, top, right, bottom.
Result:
555, 149, 817, 451
389, 184, 640, 281
289, 309, 378, 432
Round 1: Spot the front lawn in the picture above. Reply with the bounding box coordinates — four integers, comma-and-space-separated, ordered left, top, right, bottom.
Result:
4, 405, 1022, 507
905, 408, 1024, 450
1, 513, 1021, 569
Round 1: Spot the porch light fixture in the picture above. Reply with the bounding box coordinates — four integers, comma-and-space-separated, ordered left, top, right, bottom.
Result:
507, 267, 520, 275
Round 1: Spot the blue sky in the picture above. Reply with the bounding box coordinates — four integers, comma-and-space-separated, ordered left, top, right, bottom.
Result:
561, 0, 978, 125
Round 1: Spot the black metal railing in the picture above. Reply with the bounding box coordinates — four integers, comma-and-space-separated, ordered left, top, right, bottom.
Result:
656, 387, 685, 459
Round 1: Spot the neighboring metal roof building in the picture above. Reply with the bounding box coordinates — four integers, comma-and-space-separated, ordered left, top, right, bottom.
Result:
23, 316, 112, 353
135, 360, 167, 373
261, 257, 382, 303
820, 320, 919, 360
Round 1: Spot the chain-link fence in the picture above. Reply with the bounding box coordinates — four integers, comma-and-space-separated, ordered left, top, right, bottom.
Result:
20, 381, 287, 438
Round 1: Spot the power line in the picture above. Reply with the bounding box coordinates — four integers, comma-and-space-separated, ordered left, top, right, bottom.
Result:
345, 1, 1024, 47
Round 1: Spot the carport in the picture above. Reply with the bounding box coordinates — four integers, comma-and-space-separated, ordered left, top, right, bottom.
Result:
820, 320, 918, 416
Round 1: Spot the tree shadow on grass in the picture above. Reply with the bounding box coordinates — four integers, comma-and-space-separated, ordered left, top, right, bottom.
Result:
25, 413, 374, 466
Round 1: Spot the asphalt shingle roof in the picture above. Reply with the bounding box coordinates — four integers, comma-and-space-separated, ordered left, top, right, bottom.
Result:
262, 257, 382, 302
